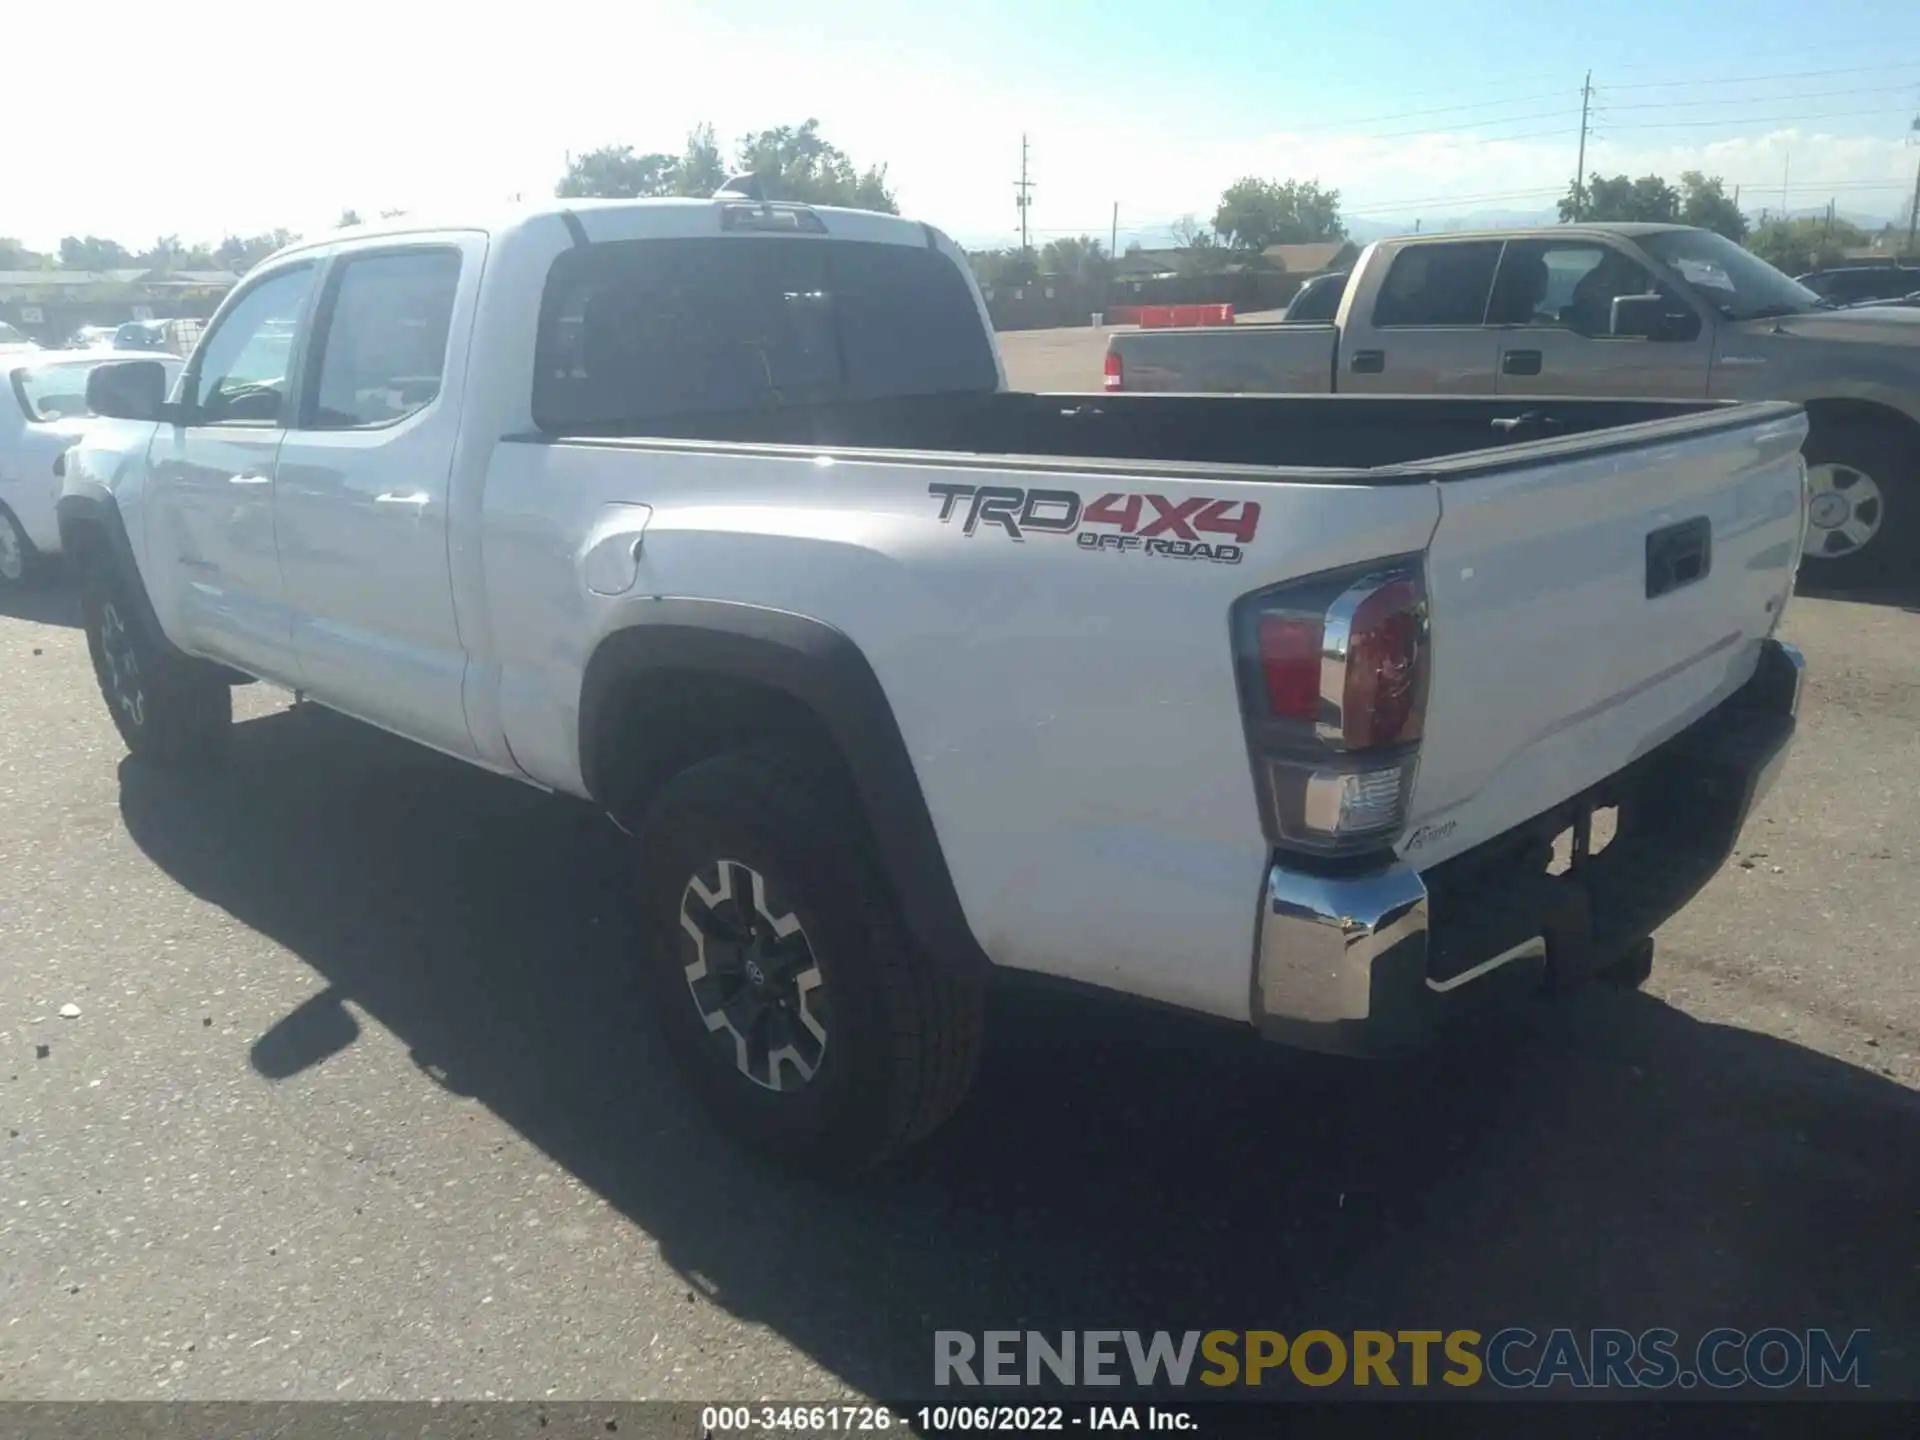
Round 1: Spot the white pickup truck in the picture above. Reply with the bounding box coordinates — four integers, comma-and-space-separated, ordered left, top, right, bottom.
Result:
63, 193, 1807, 1170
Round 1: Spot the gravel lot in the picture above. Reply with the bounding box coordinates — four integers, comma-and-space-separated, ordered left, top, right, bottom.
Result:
2, 331, 1916, 1401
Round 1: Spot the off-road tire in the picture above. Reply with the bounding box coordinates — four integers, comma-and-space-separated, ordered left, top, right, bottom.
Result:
631, 745, 985, 1172
78, 555, 231, 766
0, 505, 41, 594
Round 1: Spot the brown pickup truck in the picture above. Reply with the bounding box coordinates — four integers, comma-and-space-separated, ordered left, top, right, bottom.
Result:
1106, 223, 1920, 585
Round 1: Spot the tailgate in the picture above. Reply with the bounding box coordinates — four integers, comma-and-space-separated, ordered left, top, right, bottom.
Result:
1110, 325, 1337, 394
1401, 404, 1807, 868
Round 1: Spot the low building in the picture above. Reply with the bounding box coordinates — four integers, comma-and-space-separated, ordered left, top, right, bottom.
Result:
0, 267, 240, 345
1258, 240, 1361, 275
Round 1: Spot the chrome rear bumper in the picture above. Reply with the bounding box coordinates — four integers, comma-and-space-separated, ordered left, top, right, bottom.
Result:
1252, 639, 1804, 1055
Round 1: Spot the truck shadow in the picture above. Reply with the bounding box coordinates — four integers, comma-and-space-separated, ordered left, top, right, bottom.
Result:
1795, 572, 1920, 613
0, 575, 82, 628
115, 707, 1920, 1399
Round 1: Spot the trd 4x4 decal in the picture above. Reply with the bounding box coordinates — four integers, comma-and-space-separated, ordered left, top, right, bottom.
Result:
927, 483, 1259, 565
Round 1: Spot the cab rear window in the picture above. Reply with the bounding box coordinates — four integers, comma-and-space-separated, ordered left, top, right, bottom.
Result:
532, 236, 998, 432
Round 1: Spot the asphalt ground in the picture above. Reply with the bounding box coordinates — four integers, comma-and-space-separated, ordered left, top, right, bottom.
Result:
1, 326, 1916, 1402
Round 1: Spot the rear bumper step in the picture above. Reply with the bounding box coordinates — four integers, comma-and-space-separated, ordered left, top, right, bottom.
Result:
1251, 639, 1804, 1056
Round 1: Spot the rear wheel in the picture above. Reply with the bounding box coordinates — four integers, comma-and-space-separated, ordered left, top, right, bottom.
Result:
631, 745, 985, 1172
0, 506, 40, 594
79, 557, 231, 765
1799, 417, 1916, 588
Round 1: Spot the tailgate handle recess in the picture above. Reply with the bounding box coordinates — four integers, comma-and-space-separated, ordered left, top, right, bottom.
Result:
1350, 349, 1386, 374
1646, 516, 1712, 599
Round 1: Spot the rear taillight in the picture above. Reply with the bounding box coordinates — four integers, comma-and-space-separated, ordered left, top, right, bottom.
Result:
1232, 558, 1430, 857
1103, 349, 1123, 391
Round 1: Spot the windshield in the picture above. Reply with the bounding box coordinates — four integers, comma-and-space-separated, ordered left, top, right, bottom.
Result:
1639, 229, 1824, 322
10, 358, 182, 421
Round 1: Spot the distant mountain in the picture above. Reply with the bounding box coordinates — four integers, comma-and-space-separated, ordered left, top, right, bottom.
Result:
1754, 206, 1896, 230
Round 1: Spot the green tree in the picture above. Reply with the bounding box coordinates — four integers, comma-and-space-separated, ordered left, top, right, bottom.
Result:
556, 145, 682, 199
1560, 172, 1680, 224
1038, 235, 1112, 284
1748, 216, 1870, 274
677, 123, 728, 197
1678, 171, 1748, 241
139, 236, 197, 270
733, 119, 897, 212
58, 235, 133, 269
556, 122, 892, 210
214, 230, 299, 274
970, 248, 1038, 287
1211, 177, 1346, 250
1170, 215, 1230, 274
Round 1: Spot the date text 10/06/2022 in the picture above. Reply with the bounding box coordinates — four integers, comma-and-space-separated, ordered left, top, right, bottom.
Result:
702, 1406, 1195, 1433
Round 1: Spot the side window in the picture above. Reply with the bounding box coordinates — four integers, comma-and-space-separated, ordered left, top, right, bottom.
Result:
189, 265, 314, 424
1287, 274, 1346, 322
1370, 241, 1504, 328
308, 249, 462, 430
1486, 240, 1661, 334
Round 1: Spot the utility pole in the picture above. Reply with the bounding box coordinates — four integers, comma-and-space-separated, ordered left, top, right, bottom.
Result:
1110, 201, 1119, 257
1014, 134, 1034, 255
1781, 150, 1790, 217
1823, 199, 1834, 245
1571, 71, 1592, 220
1908, 155, 1919, 257
1907, 118, 1919, 257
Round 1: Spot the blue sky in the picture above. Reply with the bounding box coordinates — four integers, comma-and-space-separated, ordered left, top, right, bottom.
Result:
12, 0, 1919, 250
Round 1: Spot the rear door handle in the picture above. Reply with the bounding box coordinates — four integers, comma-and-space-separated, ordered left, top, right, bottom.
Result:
228, 472, 271, 486
375, 491, 430, 525
1501, 349, 1544, 376
1349, 349, 1386, 374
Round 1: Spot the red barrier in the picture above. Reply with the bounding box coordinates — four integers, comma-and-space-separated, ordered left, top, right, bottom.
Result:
1134, 303, 1235, 328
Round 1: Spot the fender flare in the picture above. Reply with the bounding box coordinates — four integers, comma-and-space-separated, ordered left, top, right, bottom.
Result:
56, 489, 160, 634
579, 599, 991, 977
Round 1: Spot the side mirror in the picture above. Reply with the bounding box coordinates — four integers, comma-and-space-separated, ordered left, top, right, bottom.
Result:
85, 360, 171, 421
1610, 293, 1701, 342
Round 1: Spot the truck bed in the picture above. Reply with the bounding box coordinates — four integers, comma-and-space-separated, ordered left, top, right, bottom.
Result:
542, 390, 1785, 476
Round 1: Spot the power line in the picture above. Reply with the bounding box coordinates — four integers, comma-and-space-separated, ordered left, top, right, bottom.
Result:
1271, 90, 1577, 132
1602, 82, 1920, 113
1606, 106, 1904, 131
1606, 63, 1920, 91
1604, 39, 1920, 74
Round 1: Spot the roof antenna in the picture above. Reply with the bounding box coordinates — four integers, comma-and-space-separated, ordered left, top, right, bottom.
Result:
714, 173, 768, 202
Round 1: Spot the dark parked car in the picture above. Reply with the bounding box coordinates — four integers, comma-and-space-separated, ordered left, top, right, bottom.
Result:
1795, 263, 1920, 307
112, 320, 170, 351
